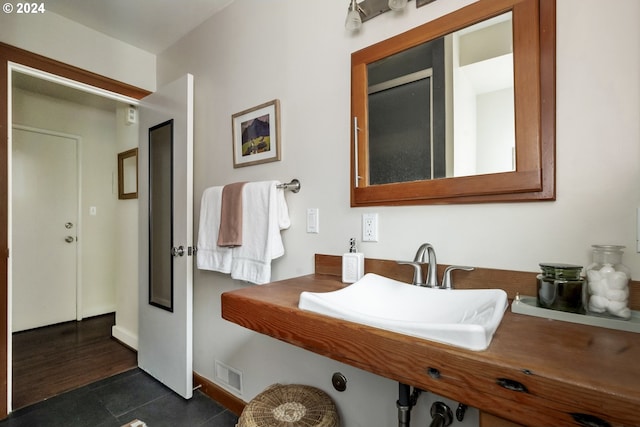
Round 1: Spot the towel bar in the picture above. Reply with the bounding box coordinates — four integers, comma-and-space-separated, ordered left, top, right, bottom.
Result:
277, 179, 301, 193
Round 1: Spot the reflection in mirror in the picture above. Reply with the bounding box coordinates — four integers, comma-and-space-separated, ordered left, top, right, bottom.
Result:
368, 37, 446, 184
452, 13, 514, 178
351, 0, 555, 206
118, 148, 138, 199
367, 13, 513, 185
149, 120, 173, 312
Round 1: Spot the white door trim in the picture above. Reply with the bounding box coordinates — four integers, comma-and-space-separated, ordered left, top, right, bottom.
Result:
9, 63, 141, 106
4, 56, 147, 414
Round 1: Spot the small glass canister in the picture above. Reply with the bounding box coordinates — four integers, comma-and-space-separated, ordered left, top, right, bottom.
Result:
537, 263, 586, 314
585, 245, 631, 319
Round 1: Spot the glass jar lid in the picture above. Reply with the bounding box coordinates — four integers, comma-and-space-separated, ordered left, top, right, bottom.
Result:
592, 244, 625, 252
539, 263, 583, 280
591, 245, 626, 266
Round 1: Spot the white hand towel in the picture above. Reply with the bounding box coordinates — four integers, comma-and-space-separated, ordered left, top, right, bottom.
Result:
230, 181, 290, 284
196, 186, 233, 273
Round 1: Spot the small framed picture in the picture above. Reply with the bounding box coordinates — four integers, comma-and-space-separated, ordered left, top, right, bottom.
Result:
231, 99, 281, 168
117, 148, 138, 200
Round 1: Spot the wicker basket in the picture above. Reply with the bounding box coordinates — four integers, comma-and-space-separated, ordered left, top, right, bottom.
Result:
237, 384, 339, 427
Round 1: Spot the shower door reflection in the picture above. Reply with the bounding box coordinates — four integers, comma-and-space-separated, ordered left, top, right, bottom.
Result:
148, 119, 174, 311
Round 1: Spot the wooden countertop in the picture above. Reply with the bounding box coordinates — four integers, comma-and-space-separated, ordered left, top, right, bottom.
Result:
221, 256, 640, 427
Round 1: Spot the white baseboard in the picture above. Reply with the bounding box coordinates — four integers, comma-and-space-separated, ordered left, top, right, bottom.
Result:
81, 304, 117, 319
112, 324, 138, 350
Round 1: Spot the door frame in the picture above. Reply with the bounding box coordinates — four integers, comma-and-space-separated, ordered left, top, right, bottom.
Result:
0, 42, 150, 416
11, 124, 82, 328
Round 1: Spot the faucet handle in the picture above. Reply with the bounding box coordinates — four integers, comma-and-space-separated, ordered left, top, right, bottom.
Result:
441, 265, 474, 289
397, 261, 424, 286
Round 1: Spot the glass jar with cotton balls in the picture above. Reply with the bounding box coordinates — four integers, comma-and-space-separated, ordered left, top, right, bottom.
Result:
585, 245, 631, 319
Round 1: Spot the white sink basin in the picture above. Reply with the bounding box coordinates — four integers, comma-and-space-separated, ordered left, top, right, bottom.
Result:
299, 273, 508, 351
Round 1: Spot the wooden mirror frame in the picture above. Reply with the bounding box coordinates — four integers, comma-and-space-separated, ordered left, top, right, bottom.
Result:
118, 147, 138, 200
350, 0, 555, 206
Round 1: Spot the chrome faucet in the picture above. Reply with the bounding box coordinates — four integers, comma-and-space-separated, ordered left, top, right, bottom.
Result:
413, 243, 438, 288
399, 243, 474, 289
398, 243, 438, 287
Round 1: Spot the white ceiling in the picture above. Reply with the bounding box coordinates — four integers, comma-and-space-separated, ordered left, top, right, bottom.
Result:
13, 2, 236, 115
46, 0, 236, 54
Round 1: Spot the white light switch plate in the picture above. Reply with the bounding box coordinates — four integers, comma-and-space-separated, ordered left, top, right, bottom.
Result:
637, 207, 640, 253
307, 208, 319, 233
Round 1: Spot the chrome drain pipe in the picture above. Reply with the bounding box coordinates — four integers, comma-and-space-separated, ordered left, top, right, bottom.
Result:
397, 383, 423, 427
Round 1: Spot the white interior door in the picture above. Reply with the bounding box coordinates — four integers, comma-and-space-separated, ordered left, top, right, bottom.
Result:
138, 74, 194, 399
11, 126, 78, 332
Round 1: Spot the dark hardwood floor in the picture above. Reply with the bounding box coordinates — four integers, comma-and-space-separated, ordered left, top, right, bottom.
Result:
12, 313, 137, 410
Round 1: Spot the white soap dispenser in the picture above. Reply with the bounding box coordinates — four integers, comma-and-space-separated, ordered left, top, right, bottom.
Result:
342, 238, 365, 283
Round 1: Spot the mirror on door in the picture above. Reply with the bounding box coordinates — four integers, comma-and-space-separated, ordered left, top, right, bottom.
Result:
148, 120, 174, 311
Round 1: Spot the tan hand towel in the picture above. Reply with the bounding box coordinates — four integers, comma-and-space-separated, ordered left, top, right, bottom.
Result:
217, 182, 247, 247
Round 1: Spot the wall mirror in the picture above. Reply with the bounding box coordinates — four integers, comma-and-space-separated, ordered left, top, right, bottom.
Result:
117, 148, 138, 200
148, 120, 174, 312
351, 0, 555, 205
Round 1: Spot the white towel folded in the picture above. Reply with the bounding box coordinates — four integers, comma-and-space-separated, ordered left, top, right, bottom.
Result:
196, 186, 233, 273
197, 181, 290, 284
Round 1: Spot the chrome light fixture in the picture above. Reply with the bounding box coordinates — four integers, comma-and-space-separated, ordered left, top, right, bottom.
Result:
388, 0, 408, 11
345, 0, 363, 31
345, 0, 413, 31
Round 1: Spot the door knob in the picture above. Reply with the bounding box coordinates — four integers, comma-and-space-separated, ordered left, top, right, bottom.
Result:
65, 236, 74, 243
171, 246, 185, 257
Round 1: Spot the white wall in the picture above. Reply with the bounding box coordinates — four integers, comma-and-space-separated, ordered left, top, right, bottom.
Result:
113, 105, 140, 349
0, 11, 156, 92
155, 0, 640, 425
476, 87, 515, 174
12, 88, 119, 319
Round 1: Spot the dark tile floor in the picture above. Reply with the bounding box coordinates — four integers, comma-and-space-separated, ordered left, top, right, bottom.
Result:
0, 369, 238, 427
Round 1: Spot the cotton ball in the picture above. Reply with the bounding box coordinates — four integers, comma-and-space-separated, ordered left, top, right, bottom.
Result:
598, 264, 616, 277
588, 295, 608, 313
607, 300, 628, 312
586, 269, 602, 282
605, 288, 629, 302
611, 307, 632, 320
607, 300, 631, 319
599, 264, 615, 275
608, 272, 628, 290
588, 278, 607, 295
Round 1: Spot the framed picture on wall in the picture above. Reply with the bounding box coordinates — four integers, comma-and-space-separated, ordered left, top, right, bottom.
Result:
231, 99, 281, 168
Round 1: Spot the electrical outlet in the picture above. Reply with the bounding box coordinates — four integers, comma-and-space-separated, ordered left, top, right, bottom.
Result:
362, 213, 378, 242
